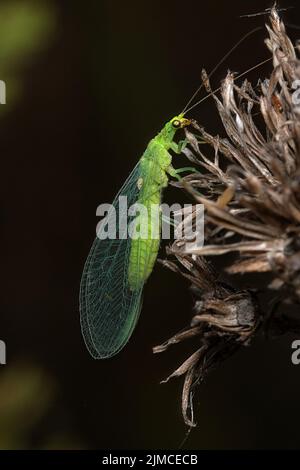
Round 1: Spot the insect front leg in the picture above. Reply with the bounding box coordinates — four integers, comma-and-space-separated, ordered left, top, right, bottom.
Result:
167, 164, 199, 180
170, 139, 188, 154
166, 164, 181, 181
168, 141, 199, 179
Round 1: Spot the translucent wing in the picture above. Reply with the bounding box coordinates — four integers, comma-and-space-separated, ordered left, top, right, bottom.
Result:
80, 162, 144, 358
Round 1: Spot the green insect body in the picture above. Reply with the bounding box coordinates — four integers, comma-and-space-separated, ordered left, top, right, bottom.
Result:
128, 116, 189, 290
127, 173, 161, 291
80, 114, 191, 358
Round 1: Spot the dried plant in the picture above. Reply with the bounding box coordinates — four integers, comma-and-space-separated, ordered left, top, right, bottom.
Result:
154, 5, 300, 427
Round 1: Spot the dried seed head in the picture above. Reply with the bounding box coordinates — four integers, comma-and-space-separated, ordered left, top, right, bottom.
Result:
155, 5, 300, 427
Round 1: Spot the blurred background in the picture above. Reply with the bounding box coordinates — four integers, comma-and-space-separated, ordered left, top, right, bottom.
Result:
1, 0, 300, 450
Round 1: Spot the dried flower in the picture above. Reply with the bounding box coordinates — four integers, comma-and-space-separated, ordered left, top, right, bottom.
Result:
154, 5, 300, 427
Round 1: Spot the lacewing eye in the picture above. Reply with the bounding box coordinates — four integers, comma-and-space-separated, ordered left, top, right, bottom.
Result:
172, 119, 181, 128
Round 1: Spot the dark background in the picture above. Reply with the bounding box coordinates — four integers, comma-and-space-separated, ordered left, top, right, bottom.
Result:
1, 0, 300, 449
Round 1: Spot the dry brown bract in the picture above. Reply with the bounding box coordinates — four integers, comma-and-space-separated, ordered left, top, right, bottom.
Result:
154, 6, 300, 427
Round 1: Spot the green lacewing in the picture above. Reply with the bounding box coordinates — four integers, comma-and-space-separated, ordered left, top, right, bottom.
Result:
80, 114, 191, 358
80, 27, 269, 359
